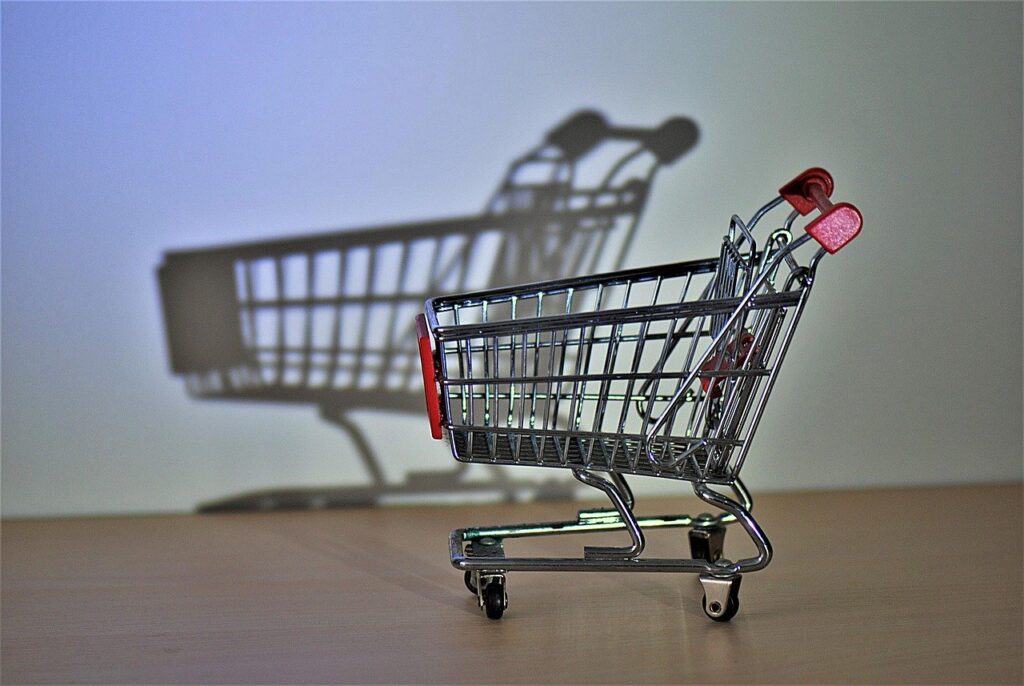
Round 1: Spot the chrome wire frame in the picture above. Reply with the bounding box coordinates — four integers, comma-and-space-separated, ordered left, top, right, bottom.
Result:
428, 194, 827, 577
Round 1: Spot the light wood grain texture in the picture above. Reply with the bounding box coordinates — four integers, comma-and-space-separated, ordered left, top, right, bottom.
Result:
2, 484, 1021, 684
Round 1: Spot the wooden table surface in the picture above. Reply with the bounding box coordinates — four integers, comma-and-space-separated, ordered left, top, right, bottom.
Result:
3, 484, 1021, 684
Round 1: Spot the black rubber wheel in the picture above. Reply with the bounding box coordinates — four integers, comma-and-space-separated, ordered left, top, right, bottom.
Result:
702, 593, 740, 622
464, 571, 477, 595
483, 580, 505, 620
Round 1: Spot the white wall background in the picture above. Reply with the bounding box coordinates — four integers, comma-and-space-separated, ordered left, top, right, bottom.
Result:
2, 2, 1021, 517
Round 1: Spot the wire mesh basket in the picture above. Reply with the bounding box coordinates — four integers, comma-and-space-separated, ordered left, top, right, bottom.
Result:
417, 167, 863, 621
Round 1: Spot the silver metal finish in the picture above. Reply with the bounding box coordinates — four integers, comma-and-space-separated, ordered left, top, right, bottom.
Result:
699, 574, 740, 620
572, 469, 645, 559
422, 183, 854, 620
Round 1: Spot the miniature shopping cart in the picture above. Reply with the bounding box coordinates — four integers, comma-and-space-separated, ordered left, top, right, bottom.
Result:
417, 167, 863, 620
158, 111, 698, 506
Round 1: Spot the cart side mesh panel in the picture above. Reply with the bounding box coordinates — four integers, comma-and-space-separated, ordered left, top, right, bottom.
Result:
431, 245, 804, 484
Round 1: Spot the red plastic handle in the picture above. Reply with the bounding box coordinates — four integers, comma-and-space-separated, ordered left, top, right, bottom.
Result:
779, 167, 834, 216
415, 314, 444, 440
780, 168, 863, 254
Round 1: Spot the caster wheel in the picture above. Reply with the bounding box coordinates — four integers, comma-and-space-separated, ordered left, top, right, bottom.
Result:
702, 592, 740, 622
689, 526, 725, 563
700, 574, 741, 622
483, 578, 506, 620
464, 571, 477, 595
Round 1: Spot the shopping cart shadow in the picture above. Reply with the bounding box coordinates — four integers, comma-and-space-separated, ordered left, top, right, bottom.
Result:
156, 110, 699, 512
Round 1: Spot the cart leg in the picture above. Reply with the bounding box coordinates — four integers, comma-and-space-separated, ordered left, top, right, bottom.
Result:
692, 480, 771, 572
609, 471, 635, 510
730, 476, 754, 513
571, 469, 645, 559
319, 407, 386, 487
688, 476, 750, 563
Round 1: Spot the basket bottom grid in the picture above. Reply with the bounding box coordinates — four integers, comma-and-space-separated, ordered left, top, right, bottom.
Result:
448, 428, 737, 484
